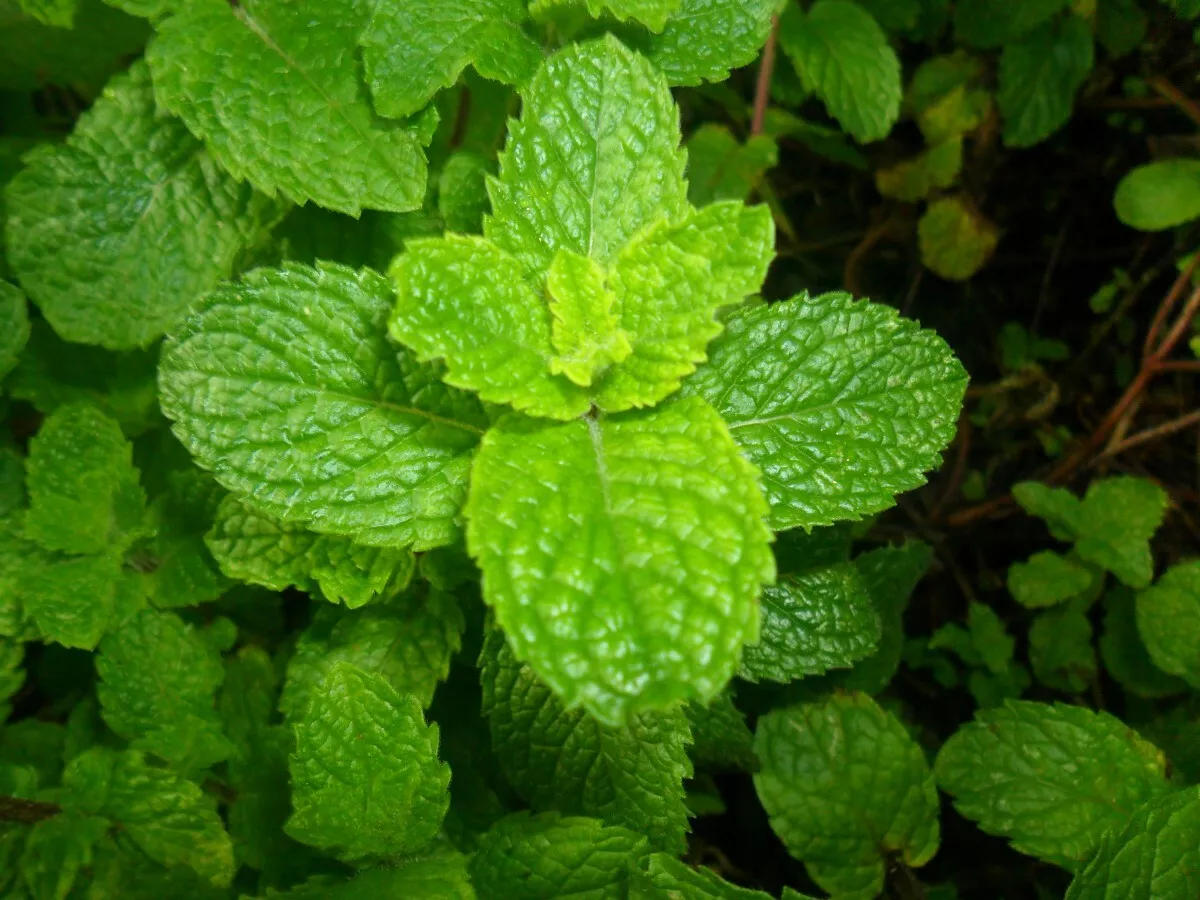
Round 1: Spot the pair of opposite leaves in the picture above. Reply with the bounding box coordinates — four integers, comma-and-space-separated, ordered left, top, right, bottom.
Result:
160, 37, 967, 725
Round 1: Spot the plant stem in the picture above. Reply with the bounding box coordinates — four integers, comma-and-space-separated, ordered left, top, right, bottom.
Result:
750, 15, 780, 137
0, 795, 61, 825
1102, 409, 1200, 457
1147, 76, 1200, 129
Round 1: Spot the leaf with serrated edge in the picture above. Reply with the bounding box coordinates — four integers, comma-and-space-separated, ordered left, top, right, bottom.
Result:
481, 627, 693, 853
159, 262, 488, 551
5, 62, 284, 350
997, 15, 1094, 148
0, 282, 29, 382
207, 495, 415, 608
1065, 785, 1200, 900
469, 812, 650, 900
778, 0, 902, 143
485, 35, 688, 279
547, 249, 632, 388
19, 553, 140, 650
281, 589, 463, 718
286, 663, 450, 864
1008, 551, 1093, 609
935, 700, 1172, 870
754, 693, 939, 899
635, 0, 778, 87
19, 813, 109, 900
361, 0, 541, 120
147, 0, 428, 215
1136, 560, 1200, 688
635, 853, 777, 899
466, 396, 774, 724
682, 292, 966, 531
685, 691, 757, 772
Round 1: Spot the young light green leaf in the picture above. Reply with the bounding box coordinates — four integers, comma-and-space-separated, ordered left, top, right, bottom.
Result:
590, 202, 775, 412
875, 138, 964, 202
778, 0, 902, 143
1065, 785, 1200, 900
480, 627, 693, 853
62, 747, 235, 887
1028, 602, 1096, 693
1008, 551, 1093, 608
469, 812, 650, 900
207, 495, 415, 608
739, 563, 881, 683
634, 853, 777, 899
754, 693, 940, 899
0, 282, 29, 383
389, 235, 591, 420
1114, 159, 1200, 231
96, 609, 231, 771
1101, 588, 1188, 698
634, 0, 778, 87
19, 813, 109, 900
159, 262, 488, 551
682, 292, 967, 531
685, 125, 778, 207
547, 249, 632, 388
361, 0, 540, 120
685, 691, 757, 772
147, 0, 429, 215
953, 0, 1070, 48
532, 0, 682, 31
20, 552, 142, 650
466, 397, 774, 724
919, 195, 1000, 280
935, 700, 1173, 870
997, 15, 1095, 148
1136, 560, 1200, 688
485, 35, 688, 279
24, 402, 145, 556
280, 588, 464, 718
5, 62, 284, 350
286, 663, 450, 863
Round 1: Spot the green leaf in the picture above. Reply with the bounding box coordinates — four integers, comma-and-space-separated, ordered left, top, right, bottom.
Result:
0, 0, 148, 92
684, 691, 757, 772
469, 812, 650, 900
1065, 785, 1200, 899
101, 0, 172, 17
1114, 160, 1200, 231
62, 747, 235, 887
1100, 588, 1188, 698
261, 856, 475, 900
754, 693, 940, 899
533, 0, 682, 30
778, 0, 902, 143
682, 292, 967, 531
0, 282, 29, 384
361, 0, 540, 120
0, 638, 22, 721
207, 495, 416, 608
739, 563, 881, 683
931, 602, 1015, 674
909, 54, 992, 144
466, 397, 774, 724
918, 195, 1000, 280
875, 138, 964, 201
546, 249, 633, 388
280, 589, 464, 718
20, 552, 141, 650
1096, 0, 1148, 57
96, 609, 231, 771
1008, 551, 1093, 608
685, 125, 778, 207
480, 627, 693, 853
286, 663, 450, 863
5, 62, 284, 350
1016, 477, 1167, 588
1136, 560, 1200, 688
147, 0, 430, 215
1028, 602, 1096, 693
19, 813, 108, 900
633, 853, 775, 899
142, 469, 229, 610
634, 0, 778, 87
954, 0, 1070, 48
24, 402, 145, 556
438, 152, 493, 234
159, 262, 488, 551
17, 0, 79, 27
485, 36, 688, 279
935, 700, 1173, 870
997, 15, 1094, 148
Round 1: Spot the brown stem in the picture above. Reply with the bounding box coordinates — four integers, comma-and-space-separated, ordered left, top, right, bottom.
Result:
1143, 256, 1200, 361
0, 795, 61, 825
1148, 76, 1200, 129
1102, 409, 1200, 457
750, 16, 780, 137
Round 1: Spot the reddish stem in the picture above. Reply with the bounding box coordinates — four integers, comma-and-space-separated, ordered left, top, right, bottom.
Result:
750, 16, 780, 137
